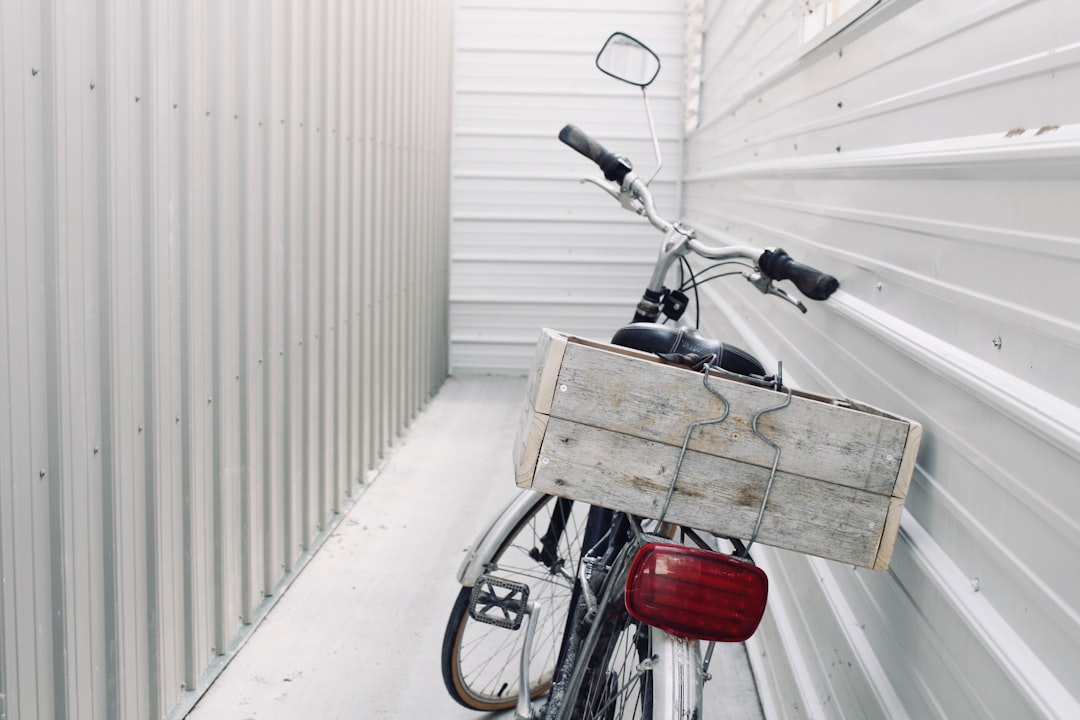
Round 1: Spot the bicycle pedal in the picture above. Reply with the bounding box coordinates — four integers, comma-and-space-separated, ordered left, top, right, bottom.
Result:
468, 575, 530, 630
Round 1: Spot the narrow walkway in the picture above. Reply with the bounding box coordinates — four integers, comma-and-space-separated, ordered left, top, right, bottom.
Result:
188, 375, 762, 719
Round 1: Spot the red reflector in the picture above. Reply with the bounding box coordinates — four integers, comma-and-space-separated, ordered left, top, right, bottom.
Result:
625, 543, 767, 642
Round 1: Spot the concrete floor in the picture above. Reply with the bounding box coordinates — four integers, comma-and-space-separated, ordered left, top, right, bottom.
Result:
187, 375, 763, 720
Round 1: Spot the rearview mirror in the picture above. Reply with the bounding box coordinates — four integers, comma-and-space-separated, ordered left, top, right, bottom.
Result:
595, 32, 660, 87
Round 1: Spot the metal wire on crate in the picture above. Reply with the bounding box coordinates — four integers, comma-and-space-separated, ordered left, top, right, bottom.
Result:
657, 361, 793, 558
656, 365, 730, 526
745, 386, 792, 554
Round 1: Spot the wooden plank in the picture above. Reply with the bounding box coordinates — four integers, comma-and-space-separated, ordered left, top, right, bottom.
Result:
548, 340, 911, 496
895, 420, 923, 500
873, 496, 907, 571
526, 328, 567, 415
513, 404, 547, 488
519, 418, 890, 568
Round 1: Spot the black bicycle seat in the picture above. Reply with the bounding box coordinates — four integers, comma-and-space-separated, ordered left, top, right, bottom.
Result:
610, 323, 766, 378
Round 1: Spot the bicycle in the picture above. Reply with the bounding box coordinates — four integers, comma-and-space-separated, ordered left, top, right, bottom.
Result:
441, 32, 839, 720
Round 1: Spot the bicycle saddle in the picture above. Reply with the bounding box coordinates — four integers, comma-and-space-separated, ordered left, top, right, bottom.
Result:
610, 323, 766, 378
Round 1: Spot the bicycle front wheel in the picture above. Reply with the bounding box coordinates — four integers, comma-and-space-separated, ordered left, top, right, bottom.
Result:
441, 494, 588, 711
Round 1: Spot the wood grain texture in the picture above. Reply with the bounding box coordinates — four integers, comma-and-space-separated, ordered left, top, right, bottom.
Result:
550, 340, 911, 495
522, 419, 888, 568
526, 328, 567, 415
516, 331, 923, 569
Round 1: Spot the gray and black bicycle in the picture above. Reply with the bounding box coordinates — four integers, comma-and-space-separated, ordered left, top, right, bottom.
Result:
441, 32, 838, 720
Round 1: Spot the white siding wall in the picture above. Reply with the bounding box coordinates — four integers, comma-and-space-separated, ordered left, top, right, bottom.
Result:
451, 0, 687, 373
0, 2, 453, 719
684, 1, 1080, 717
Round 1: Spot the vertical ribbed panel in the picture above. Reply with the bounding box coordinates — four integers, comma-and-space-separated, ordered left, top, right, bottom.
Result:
685, 1, 1079, 718
450, 0, 687, 373
0, 1, 453, 718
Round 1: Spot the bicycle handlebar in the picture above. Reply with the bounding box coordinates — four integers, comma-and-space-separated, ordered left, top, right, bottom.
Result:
559, 124, 632, 185
558, 123, 840, 308
758, 248, 838, 301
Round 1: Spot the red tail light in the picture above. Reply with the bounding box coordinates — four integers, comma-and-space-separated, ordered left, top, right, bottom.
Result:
625, 543, 768, 642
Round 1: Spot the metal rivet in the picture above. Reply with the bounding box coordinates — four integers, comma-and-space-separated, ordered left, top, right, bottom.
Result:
971, 577, 981, 592
541, 457, 550, 465
39, 469, 47, 478
876, 282, 883, 291
138, 425, 143, 433
992, 336, 1003, 350
90, 81, 96, 90
93, 446, 100, 454
559, 384, 567, 392
31, 68, 39, 76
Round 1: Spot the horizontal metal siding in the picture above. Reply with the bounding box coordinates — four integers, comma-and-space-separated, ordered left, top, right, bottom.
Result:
0, 1, 453, 719
686, 0, 1079, 717
451, 0, 687, 373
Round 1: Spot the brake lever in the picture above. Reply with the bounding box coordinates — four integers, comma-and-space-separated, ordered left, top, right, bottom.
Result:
744, 272, 808, 313
580, 177, 644, 214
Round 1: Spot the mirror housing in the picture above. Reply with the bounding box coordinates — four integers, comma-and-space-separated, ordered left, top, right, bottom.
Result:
595, 32, 660, 87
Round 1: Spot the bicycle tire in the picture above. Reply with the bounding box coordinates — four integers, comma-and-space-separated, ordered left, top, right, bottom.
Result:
441, 494, 587, 711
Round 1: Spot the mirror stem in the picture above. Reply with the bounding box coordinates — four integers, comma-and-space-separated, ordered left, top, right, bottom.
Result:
641, 86, 663, 186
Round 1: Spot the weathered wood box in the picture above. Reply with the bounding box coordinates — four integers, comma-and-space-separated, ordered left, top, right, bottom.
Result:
514, 329, 922, 571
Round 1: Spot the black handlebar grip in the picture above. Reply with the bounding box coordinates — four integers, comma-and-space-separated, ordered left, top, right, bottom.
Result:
759, 248, 839, 301
558, 124, 632, 185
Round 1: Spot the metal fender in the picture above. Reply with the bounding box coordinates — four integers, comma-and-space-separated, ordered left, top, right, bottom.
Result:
650, 627, 703, 719
455, 490, 551, 587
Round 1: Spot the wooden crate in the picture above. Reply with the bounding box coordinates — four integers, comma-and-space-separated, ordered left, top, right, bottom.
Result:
514, 329, 922, 571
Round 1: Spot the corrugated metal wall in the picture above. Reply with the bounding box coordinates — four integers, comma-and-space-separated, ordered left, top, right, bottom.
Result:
0, 2, 453, 719
450, 0, 687, 373
684, 0, 1079, 717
